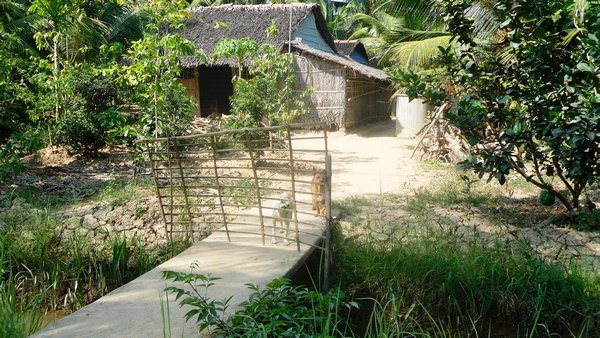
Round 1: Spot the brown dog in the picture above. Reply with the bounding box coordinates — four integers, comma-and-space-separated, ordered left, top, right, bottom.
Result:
311, 169, 326, 216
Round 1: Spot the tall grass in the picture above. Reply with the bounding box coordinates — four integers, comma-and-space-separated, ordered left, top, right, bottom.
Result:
0, 240, 45, 337
333, 227, 600, 336
0, 178, 186, 336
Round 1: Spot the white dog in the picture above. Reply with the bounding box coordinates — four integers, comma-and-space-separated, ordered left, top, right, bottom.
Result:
270, 193, 294, 245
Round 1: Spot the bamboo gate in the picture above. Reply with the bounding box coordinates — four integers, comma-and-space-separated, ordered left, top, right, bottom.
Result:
138, 124, 332, 285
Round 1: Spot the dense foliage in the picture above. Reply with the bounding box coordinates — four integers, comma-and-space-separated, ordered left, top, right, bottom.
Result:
54, 66, 120, 154
394, 0, 599, 211
117, 0, 200, 139
0, 0, 200, 179
213, 38, 309, 131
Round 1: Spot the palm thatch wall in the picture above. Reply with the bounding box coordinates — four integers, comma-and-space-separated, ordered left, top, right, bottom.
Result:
294, 56, 346, 127
292, 43, 391, 129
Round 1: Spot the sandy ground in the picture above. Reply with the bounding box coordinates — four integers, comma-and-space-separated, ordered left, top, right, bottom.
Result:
296, 118, 439, 200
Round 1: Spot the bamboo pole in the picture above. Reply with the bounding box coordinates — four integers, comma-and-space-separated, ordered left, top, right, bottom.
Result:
148, 141, 171, 249
323, 154, 332, 292
286, 126, 301, 252
173, 138, 195, 242
166, 138, 175, 251
210, 135, 230, 242
134, 123, 323, 143
245, 131, 265, 245
410, 103, 449, 159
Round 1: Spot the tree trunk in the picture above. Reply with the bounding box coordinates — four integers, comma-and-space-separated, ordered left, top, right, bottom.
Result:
53, 36, 59, 121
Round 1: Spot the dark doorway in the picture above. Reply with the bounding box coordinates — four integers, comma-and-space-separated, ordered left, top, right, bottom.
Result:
198, 65, 233, 117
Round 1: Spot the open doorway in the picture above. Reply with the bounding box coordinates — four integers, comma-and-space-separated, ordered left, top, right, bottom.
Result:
198, 65, 233, 117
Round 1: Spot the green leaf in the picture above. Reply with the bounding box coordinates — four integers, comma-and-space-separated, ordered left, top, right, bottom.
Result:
575, 62, 594, 73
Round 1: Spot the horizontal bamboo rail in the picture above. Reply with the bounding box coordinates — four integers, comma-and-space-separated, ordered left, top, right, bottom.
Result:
139, 123, 331, 254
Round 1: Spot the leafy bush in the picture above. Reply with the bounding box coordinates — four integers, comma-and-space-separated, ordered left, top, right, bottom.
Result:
55, 109, 106, 155
142, 84, 195, 138
117, 0, 199, 140
219, 42, 309, 130
0, 127, 46, 180
394, 0, 600, 211
163, 266, 357, 336
54, 67, 120, 155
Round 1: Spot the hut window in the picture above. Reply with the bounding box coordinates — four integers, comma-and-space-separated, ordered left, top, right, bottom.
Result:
181, 68, 195, 80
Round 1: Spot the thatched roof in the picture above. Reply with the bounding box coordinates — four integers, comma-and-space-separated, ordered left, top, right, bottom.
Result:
178, 4, 388, 83
180, 4, 335, 67
334, 39, 369, 62
291, 42, 388, 83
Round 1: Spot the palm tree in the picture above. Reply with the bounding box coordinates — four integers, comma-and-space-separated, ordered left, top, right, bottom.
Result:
349, 0, 498, 67
0, 0, 39, 56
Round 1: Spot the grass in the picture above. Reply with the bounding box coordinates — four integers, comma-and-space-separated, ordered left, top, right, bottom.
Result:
0, 177, 187, 336
405, 174, 496, 215
223, 178, 258, 207
333, 226, 600, 336
97, 178, 154, 207
329, 170, 600, 336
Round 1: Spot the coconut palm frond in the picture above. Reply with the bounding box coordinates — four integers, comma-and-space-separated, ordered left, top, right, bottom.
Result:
376, 11, 406, 30
348, 26, 375, 39
58, 15, 109, 63
381, 35, 452, 67
385, 27, 450, 43
104, 6, 147, 44
389, 0, 441, 30
0, 0, 41, 56
0, 0, 27, 21
352, 12, 389, 35
371, 0, 392, 15
465, 2, 499, 41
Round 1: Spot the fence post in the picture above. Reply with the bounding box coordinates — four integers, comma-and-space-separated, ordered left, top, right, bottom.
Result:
210, 135, 230, 241
173, 138, 195, 242
166, 137, 176, 249
246, 130, 266, 246
323, 153, 332, 292
286, 125, 301, 252
148, 140, 171, 248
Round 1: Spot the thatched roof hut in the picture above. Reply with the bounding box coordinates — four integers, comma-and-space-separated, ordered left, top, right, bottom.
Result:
179, 4, 392, 129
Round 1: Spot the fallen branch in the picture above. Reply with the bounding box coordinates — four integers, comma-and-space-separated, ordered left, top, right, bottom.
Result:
535, 209, 579, 229
410, 102, 450, 159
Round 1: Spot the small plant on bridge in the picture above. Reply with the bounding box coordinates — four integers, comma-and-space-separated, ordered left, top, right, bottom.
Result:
162, 263, 357, 336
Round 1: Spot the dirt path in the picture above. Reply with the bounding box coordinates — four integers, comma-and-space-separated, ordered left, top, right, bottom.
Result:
314, 119, 600, 271
297, 119, 439, 200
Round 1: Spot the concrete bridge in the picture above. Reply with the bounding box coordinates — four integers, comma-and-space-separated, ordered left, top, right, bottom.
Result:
34, 212, 326, 337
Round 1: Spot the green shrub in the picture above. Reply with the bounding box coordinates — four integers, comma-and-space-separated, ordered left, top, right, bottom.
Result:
0, 126, 47, 180
53, 66, 121, 155
55, 109, 106, 155
221, 42, 308, 130
163, 267, 357, 336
